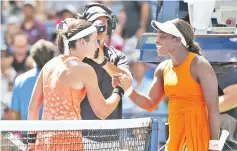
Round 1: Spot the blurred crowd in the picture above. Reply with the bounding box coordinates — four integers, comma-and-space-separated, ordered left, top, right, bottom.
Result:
1, 0, 167, 122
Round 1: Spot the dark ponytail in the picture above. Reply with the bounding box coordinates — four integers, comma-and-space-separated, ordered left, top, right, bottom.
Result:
56, 35, 65, 55
187, 41, 201, 55
56, 19, 72, 55
173, 19, 201, 55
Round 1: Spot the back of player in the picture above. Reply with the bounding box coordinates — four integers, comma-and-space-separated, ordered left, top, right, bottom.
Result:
35, 56, 85, 150
41, 56, 86, 120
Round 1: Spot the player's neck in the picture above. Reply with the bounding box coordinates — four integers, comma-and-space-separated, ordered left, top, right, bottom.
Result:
170, 49, 189, 67
70, 51, 85, 61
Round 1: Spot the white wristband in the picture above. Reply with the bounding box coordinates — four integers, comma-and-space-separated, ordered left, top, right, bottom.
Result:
125, 86, 133, 96
209, 140, 220, 150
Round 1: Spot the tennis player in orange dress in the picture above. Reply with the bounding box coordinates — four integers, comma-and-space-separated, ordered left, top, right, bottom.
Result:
27, 19, 129, 150
113, 18, 220, 151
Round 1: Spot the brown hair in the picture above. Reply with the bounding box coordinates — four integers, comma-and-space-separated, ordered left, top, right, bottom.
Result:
56, 19, 93, 55
30, 39, 56, 69
173, 19, 201, 55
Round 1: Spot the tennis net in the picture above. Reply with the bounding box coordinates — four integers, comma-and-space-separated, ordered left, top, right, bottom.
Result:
0, 117, 158, 151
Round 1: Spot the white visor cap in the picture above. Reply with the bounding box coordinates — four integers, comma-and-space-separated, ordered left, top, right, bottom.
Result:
151, 20, 187, 47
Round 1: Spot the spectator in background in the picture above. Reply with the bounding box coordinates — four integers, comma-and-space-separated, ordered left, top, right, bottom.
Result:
45, 4, 78, 42
1, 49, 17, 110
94, 1, 126, 48
4, 16, 21, 47
97, 1, 124, 15
11, 32, 29, 74
46, 1, 85, 15
46, 1, 85, 24
10, 39, 56, 120
109, 9, 126, 51
60, 4, 77, 20
122, 1, 152, 54
1, 1, 22, 24
21, 1, 48, 45
53, 4, 77, 27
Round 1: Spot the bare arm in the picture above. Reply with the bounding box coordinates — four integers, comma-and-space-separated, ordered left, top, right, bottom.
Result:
103, 62, 132, 79
193, 56, 220, 140
127, 61, 166, 112
71, 63, 121, 120
28, 70, 44, 120
219, 84, 237, 112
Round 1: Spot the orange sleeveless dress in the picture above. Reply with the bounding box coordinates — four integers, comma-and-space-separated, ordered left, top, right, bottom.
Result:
35, 56, 86, 150
163, 52, 210, 151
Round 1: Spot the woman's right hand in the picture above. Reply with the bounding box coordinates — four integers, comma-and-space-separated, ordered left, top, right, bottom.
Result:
112, 73, 132, 92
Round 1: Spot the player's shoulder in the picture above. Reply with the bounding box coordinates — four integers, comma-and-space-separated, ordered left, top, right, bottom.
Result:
70, 60, 94, 74
69, 61, 96, 83
193, 55, 209, 64
43, 56, 58, 68
155, 60, 170, 73
154, 60, 170, 78
192, 55, 211, 69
